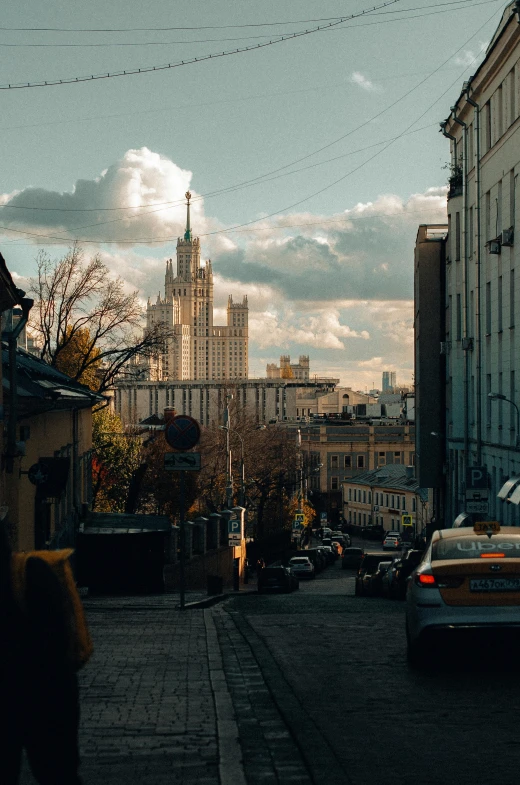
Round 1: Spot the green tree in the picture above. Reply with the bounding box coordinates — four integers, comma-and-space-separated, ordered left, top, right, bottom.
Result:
92, 408, 141, 512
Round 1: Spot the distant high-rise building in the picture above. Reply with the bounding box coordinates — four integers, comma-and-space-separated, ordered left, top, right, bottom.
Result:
145, 192, 248, 381
382, 371, 396, 392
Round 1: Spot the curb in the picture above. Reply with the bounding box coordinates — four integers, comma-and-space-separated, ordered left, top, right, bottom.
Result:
183, 588, 258, 610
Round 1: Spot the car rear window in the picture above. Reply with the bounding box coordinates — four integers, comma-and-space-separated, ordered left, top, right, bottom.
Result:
290, 558, 310, 564
432, 536, 520, 560
344, 548, 363, 555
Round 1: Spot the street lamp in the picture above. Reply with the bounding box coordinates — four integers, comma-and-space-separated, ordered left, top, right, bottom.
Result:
488, 392, 520, 447
219, 425, 245, 507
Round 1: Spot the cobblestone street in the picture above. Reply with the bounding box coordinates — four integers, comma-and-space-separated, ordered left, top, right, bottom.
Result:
19, 558, 520, 785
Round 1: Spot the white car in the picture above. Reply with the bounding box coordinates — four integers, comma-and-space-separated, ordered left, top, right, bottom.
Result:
406, 525, 520, 665
288, 556, 315, 579
383, 535, 402, 550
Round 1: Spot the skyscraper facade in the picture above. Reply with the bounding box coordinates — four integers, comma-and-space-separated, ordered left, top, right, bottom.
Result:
146, 192, 248, 381
382, 371, 396, 392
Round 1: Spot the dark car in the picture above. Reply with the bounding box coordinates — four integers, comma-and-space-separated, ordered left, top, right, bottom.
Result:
258, 566, 299, 593
389, 549, 424, 599
365, 560, 392, 596
355, 552, 389, 596
341, 547, 365, 570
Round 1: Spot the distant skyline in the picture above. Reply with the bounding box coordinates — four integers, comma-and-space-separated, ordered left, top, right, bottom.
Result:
0, 0, 508, 388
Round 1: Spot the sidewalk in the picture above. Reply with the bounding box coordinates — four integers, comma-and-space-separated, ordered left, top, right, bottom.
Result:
20, 582, 312, 785
20, 594, 243, 785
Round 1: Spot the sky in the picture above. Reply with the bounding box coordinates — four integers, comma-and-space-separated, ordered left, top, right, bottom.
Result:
0, 0, 509, 390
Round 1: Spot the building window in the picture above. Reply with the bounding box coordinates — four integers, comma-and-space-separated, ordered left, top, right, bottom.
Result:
455, 212, 461, 261
456, 293, 462, 340
344, 455, 352, 468
348, 488, 352, 501
357, 455, 365, 469
394, 452, 401, 465
378, 451, 386, 466
486, 282, 492, 335
509, 270, 515, 327
363, 490, 366, 504
498, 276, 503, 332
331, 477, 339, 491
412, 497, 416, 512
331, 455, 339, 469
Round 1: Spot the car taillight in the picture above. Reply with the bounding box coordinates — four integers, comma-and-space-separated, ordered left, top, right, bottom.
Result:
480, 553, 505, 558
415, 572, 437, 587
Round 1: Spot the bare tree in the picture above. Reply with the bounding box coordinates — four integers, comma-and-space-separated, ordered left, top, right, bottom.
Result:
29, 245, 172, 394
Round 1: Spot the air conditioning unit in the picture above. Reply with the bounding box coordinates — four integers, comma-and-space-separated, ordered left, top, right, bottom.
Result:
440, 341, 451, 355
489, 239, 501, 255
462, 337, 473, 351
501, 227, 515, 247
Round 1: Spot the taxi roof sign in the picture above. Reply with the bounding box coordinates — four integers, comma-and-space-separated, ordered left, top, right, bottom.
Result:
474, 521, 500, 536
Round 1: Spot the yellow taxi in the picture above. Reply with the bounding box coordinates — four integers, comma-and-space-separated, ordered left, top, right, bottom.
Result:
405, 523, 520, 664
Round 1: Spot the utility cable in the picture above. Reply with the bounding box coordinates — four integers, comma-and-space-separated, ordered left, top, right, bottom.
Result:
0, 1, 497, 47
0, 1, 402, 90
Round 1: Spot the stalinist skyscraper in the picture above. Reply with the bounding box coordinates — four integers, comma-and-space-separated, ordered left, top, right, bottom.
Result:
146, 192, 248, 381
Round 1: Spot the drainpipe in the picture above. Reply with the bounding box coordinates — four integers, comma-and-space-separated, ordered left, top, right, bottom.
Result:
6, 297, 34, 473
452, 104, 470, 485
465, 84, 482, 464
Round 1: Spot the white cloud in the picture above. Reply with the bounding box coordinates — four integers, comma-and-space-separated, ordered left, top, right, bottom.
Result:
350, 71, 380, 92
453, 42, 488, 68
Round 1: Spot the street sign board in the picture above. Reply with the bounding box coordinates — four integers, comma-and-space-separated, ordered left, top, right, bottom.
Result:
164, 452, 201, 471
228, 514, 243, 543
292, 520, 304, 531
402, 514, 413, 527
165, 415, 201, 450
466, 466, 488, 490
294, 513, 305, 522
466, 500, 489, 514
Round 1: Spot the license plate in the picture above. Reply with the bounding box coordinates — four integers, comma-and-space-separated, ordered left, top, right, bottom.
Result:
470, 577, 520, 592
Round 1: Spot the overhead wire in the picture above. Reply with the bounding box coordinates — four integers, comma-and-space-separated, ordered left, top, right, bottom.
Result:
0, 1, 402, 90
0, 0, 495, 33
0, 3, 501, 246
0, 1, 497, 47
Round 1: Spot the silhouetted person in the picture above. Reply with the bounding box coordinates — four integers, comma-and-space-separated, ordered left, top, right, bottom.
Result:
0, 523, 82, 785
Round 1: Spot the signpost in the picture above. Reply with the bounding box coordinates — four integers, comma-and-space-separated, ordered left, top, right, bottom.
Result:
164, 415, 201, 610
465, 466, 489, 517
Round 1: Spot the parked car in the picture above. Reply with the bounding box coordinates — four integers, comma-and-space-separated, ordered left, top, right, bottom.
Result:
316, 546, 332, 566
366, 561, 393, 596
381, 557, 401, 597
406, 526, 520, 665
389, 549, 424, 599
355, 553, 389, 596
293, 549, 323, 572
288, 556, 315, 579
361, 525, 386, 541
258, 565, 299, 593
320, 545, 337, 563
341, 547, 365, 570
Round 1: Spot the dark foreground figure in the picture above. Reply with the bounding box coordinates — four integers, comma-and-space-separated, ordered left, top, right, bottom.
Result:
0, 525, 82, 785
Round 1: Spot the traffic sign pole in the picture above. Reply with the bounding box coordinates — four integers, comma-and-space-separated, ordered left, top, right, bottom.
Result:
179, 471, 186, 611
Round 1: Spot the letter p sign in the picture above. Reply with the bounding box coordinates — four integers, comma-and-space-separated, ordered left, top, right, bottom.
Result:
466, 466, 488, 490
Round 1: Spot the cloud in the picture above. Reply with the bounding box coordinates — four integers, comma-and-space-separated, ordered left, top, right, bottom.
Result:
349, 71, 380, 92
214, 190, 447, 303
453, 42, 488, 68
0, 147, 216, 246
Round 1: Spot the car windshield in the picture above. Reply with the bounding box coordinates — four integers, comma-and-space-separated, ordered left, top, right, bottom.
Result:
432, 535, 520, 560
290, 558, 310, 564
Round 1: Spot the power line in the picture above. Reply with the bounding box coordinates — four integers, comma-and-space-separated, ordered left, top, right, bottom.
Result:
0, 1, 494, 47
0, 0, 491, 33
0, 5, 500, 245
0, 2, 406, 90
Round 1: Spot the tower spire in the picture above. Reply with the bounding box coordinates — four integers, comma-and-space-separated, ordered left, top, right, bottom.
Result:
184, 191, 192, 241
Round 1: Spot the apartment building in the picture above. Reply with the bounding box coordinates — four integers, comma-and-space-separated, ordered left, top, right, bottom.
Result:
437, 1, 520, 524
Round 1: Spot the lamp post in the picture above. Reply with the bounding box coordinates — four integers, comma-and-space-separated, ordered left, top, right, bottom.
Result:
488, 392, 520, 448
219, 426, 245, 507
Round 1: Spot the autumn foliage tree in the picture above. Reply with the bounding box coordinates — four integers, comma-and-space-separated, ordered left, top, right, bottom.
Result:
91, 408, 141, 512
29, 245, 173, 394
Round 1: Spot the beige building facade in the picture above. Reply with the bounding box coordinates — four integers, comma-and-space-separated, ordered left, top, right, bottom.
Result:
440, 2, 520, 524
146, 192, 248, 382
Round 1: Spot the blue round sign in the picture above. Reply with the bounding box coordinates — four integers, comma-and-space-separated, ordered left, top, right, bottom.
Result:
165, 415, 201, 450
